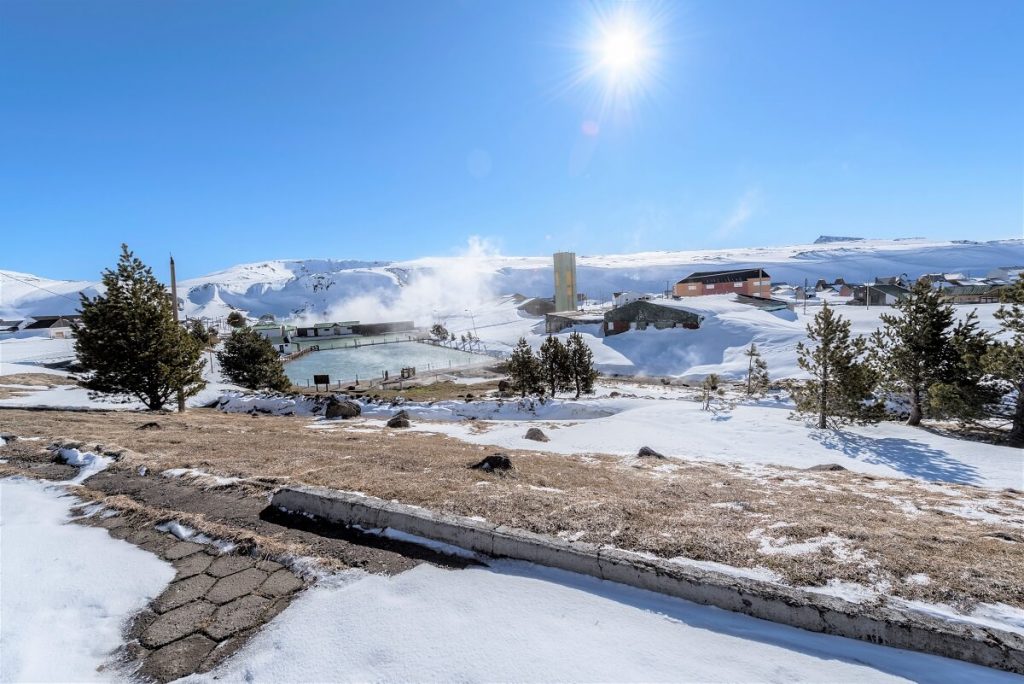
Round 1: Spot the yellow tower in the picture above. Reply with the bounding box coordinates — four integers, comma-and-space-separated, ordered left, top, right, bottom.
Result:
553, 252, 577, 312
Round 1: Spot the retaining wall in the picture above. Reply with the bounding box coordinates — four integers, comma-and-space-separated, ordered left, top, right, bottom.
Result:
272, 485, 1024, 674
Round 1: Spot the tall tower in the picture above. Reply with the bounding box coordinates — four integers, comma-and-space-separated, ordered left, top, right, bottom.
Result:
553, 252, 577, 312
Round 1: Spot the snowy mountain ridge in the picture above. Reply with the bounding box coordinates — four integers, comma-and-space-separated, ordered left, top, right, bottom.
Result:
3, 237, 1023, 322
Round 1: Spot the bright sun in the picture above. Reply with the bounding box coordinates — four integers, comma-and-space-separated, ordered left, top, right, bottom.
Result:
600, 26, 644, 74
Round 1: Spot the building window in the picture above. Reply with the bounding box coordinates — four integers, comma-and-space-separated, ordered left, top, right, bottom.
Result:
687, 285, 697, 291
734, 282, 742, 288
706, 284, 715, 290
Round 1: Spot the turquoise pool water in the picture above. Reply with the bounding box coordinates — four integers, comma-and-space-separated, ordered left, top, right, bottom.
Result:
284, 341, 484, 385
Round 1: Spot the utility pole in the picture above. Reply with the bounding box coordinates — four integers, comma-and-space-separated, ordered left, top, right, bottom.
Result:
803, 278, 808, 315
170, 255, 186, 413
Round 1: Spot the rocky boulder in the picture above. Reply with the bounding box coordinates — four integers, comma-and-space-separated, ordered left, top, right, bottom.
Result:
524, 427, 549, 442
386, 410, 411, 428
637, 446, 665, 459
469, 454, 513, 472
325, 399, 361, 420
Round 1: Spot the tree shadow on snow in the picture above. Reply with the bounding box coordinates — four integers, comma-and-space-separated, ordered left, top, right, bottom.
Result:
809, 430, 981, 486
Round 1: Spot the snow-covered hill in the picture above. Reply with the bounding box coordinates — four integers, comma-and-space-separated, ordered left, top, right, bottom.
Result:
3, 237, 1022, 323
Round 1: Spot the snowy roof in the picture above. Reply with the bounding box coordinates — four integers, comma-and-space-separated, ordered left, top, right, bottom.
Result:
677, 268, 769, 285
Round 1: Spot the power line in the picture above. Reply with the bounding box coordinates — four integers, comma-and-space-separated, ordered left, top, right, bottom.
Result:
0, 271, 84, 304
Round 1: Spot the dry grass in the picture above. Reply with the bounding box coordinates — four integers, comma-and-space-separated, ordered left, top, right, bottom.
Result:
0, 373, 77, 399
2, 407, 1022, 610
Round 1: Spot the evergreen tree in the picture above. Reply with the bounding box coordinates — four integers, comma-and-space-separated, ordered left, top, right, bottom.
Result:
188, 319, 218, 347
429, 323, 449, 342
871, 281, 959, 426
744, 343, 770, 396
538, 335, 572, 397
226, 310, 246, 328
217, 327, 292, 392
506, 337, 541, 397
983, 280, 1024, 447
76, 244, 207, 410
566, 331, 598, 399
927, 311, 999, 425
794, 303, 879, 429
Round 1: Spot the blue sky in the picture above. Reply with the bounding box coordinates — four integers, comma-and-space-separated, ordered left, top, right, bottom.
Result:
2, 0, 1022, 280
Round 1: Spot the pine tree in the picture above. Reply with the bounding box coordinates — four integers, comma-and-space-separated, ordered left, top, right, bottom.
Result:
794, 303, 879, 429
226, 310, 246, 328
429, 323, 449, 342
871, 281, 959, 426
217, 327, 292, 392
566, 331, 598, 399
983, 280, 1024, 447
927, 310, 999, 425
744, 343, 770, 396
188, 319, 218, 347
538, 335, 572, 398
75, 244, 207, 410
506, 337, 541, 397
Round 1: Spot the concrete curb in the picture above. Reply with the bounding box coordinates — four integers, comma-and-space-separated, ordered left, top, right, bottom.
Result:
272, 485, 1024, 674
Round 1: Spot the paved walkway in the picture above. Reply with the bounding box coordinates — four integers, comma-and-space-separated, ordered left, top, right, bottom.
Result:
83, 514, 307, 682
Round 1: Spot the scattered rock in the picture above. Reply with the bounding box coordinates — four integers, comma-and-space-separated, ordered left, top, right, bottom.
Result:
386, 409, 411, 428
609, 391, 620, 398
498, 379, 510, 393
325, 398, 361, 420
137, 421, 162, 430
637, 446, 665, 459
806, 463, 847, 472
524, 427, 549, 442
469, 454, 513, 472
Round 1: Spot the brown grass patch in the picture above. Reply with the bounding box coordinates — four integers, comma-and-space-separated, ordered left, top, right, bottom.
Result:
2, 407, 1022, 611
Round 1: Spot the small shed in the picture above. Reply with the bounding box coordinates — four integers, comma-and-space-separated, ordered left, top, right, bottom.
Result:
602, 300, 702, 336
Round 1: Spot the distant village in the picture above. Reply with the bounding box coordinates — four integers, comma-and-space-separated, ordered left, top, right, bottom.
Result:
532, 254, 1023, 336
3, 257, 1021, 347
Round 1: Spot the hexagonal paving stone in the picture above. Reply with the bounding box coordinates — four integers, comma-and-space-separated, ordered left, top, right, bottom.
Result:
127, 528, 166, 546
206, 555, 255, 578
204, 595, 271, 640
205, 568, 267, 605
153, 574, 217, 613
163, 541, 206, 560
141, 600, 216, 648
173, 552, 213, 580
255, 559, 284, 573
140, 634, 217, 683
258, 569, 303, 598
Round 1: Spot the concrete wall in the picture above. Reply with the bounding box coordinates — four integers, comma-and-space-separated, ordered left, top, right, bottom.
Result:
271, 485, 1024, 675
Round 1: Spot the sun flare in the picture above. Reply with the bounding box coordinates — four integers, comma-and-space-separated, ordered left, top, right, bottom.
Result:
599, 24, 645, 75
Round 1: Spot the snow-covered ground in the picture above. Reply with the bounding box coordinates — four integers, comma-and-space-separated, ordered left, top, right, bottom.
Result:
187, 561, 1019, 684
0, 333, 235, 409
0, 478, 174, 682
387, 397, 1024, 490
3, 473, 1017, 683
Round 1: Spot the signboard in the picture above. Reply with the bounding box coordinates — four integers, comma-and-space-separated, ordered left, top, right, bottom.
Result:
313, 374, 330, 386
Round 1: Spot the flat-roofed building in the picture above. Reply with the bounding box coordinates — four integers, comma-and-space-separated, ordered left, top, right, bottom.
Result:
673, 268, 771, 298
